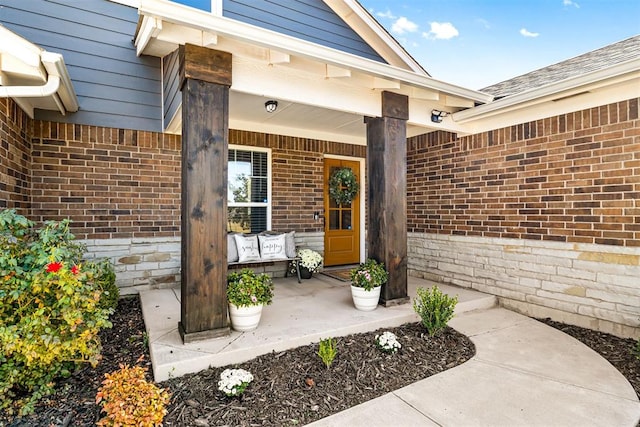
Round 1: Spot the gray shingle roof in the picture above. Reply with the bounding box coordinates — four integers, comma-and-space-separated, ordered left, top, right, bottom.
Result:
481, 35, 640, 98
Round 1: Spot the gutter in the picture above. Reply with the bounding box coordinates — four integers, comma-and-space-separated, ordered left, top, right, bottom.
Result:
136, 0, 493, 105
453, 58, 640, 123
0, 26, 79, 116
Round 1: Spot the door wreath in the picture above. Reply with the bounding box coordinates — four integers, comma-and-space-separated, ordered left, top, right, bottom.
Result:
329, 167, 359, 205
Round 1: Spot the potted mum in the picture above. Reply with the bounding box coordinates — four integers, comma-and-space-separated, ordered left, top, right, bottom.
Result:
349, 258, 388, 311
227, 268, 274, 331
291, 248, 323, 279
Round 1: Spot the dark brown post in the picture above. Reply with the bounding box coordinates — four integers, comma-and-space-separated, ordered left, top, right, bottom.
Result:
366, 91, 409, 306
178, 44, 232, 342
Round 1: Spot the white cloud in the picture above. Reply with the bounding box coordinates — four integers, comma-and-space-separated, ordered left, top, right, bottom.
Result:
423, 22, 459, 40
476, 18, 491, 29
376, 9, 396, 19
563, 0, 580, 8
391, 17, 418, 35
520, 28, 540, 38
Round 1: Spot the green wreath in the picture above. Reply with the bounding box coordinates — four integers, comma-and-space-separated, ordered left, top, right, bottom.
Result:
329, 168, 359, 205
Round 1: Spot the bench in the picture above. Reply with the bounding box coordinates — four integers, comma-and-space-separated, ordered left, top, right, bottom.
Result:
228, 256, 302, 283
227, 231, 301, 283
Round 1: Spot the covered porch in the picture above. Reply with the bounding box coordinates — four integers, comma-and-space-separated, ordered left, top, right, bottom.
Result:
140, 274, 495, 381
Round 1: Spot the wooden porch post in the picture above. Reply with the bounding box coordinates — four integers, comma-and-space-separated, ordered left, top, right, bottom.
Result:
178, 44, 231, 343
366, 91, 409, 306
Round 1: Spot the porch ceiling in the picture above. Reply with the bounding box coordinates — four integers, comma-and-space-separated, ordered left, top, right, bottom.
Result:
137, 0, 493, 143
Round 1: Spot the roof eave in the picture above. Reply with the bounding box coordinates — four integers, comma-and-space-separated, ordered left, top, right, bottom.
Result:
453, 58, 640, 123
135, 0, 493, 105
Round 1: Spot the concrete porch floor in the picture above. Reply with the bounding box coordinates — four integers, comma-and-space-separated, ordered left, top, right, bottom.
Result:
140, 274, 496, 382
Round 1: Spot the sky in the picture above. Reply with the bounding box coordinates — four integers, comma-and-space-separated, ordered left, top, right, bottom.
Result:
358, 0, 640, 90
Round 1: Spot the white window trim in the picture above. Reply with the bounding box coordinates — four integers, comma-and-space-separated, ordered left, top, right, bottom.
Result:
228, 144, 272, 231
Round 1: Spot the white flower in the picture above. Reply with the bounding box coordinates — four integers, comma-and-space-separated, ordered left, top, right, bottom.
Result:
297, 249, 323, 272
375, 331, 401, 353
218, 368, 254, 396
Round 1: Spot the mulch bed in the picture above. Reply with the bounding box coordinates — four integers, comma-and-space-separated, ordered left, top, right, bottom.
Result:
1, 296, 638, 426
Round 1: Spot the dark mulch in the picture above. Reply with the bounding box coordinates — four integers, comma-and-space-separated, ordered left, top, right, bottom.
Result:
1, 297, 638, 426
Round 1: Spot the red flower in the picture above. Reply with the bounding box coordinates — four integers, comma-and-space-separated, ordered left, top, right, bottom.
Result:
46, 262, 63, 273
71, 265, 80, 275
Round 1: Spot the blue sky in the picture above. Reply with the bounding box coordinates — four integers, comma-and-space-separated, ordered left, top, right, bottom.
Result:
359, 0, 640, 90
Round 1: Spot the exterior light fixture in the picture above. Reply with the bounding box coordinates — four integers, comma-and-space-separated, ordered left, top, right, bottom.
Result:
431, 109, 449, 123
265, 100, 278, 113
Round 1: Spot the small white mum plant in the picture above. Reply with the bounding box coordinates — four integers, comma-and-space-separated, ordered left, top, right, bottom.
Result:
375, 331, 401, 354
218, 368, 254, 397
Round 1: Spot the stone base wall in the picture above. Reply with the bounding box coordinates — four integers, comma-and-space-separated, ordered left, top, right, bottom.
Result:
84, 232, 324, 294
408, 232, 640, 339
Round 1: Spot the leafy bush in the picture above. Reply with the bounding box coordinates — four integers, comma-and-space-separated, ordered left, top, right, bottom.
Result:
317, 337, 337, 369
413, 286, 458, 336
96, 363, 170, 426
0, 209, 115, 415
86, 258, 119, 311
227, 268, 274, 307
350, 258, 388, 291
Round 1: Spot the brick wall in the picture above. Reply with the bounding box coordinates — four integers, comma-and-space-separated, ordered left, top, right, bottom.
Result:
408, 98, 639, 246
407, 98, 640, 338
20, 124, 364, 292
0, 98, 32, 212
230, 130, 366, 233
30, 121, 182, 239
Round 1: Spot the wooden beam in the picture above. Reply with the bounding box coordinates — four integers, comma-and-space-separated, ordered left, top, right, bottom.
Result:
366, 91, 409, 306
180, 43, 232, 87
178, 46, 231, 343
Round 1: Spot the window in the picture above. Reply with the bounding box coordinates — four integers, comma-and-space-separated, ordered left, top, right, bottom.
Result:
228, 146, 270, 233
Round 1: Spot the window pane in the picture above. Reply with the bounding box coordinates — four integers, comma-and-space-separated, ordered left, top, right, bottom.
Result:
341, 210, 352, 230
329, 210, 340, 230
228, 207, 267, 233
251, 177, 268, 203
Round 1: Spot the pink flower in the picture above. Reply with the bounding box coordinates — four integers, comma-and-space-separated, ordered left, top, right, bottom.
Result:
71, 265, 80, 275
250, 295, 258, 303
46, 262, 63, 273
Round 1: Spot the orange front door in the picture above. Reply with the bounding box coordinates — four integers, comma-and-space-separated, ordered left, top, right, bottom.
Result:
323, 158, 360, 266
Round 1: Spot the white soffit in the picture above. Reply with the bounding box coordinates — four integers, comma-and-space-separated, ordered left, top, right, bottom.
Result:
0, 25, 78, 118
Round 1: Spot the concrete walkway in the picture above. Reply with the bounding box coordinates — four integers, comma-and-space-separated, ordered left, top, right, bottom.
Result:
309, 307, 640, 427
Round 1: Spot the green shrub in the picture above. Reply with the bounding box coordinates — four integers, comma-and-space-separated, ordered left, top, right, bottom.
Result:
317, 337, 337, 369
0, 209, 114, 415
635, 339, 640, 361
86, 258, 119, 311
96, 363, 170, 426
413, 286, 458, 336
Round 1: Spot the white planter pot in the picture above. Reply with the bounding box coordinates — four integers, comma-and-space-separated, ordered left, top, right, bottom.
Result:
229, 303, 264, 332
350, 285, 381, 311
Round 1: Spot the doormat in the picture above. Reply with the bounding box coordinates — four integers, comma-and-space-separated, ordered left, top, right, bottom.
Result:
321, 268, 353, 282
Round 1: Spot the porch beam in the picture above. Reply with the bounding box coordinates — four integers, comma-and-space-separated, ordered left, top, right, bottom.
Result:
178, 44, 231, 343
366, 91, 409, 306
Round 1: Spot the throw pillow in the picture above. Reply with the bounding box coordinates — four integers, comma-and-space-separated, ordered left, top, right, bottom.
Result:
284, 231, 296, 258
227, 233, 239, 263
258, 234, 287, 260
234, 234, 261, 262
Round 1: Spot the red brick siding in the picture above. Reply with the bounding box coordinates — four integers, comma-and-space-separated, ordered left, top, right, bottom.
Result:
22, 123, 365, 239
230, 130, 366, 232
407, 98, 640, 247
30, 121, 182, 239
0, 98, 32, 212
